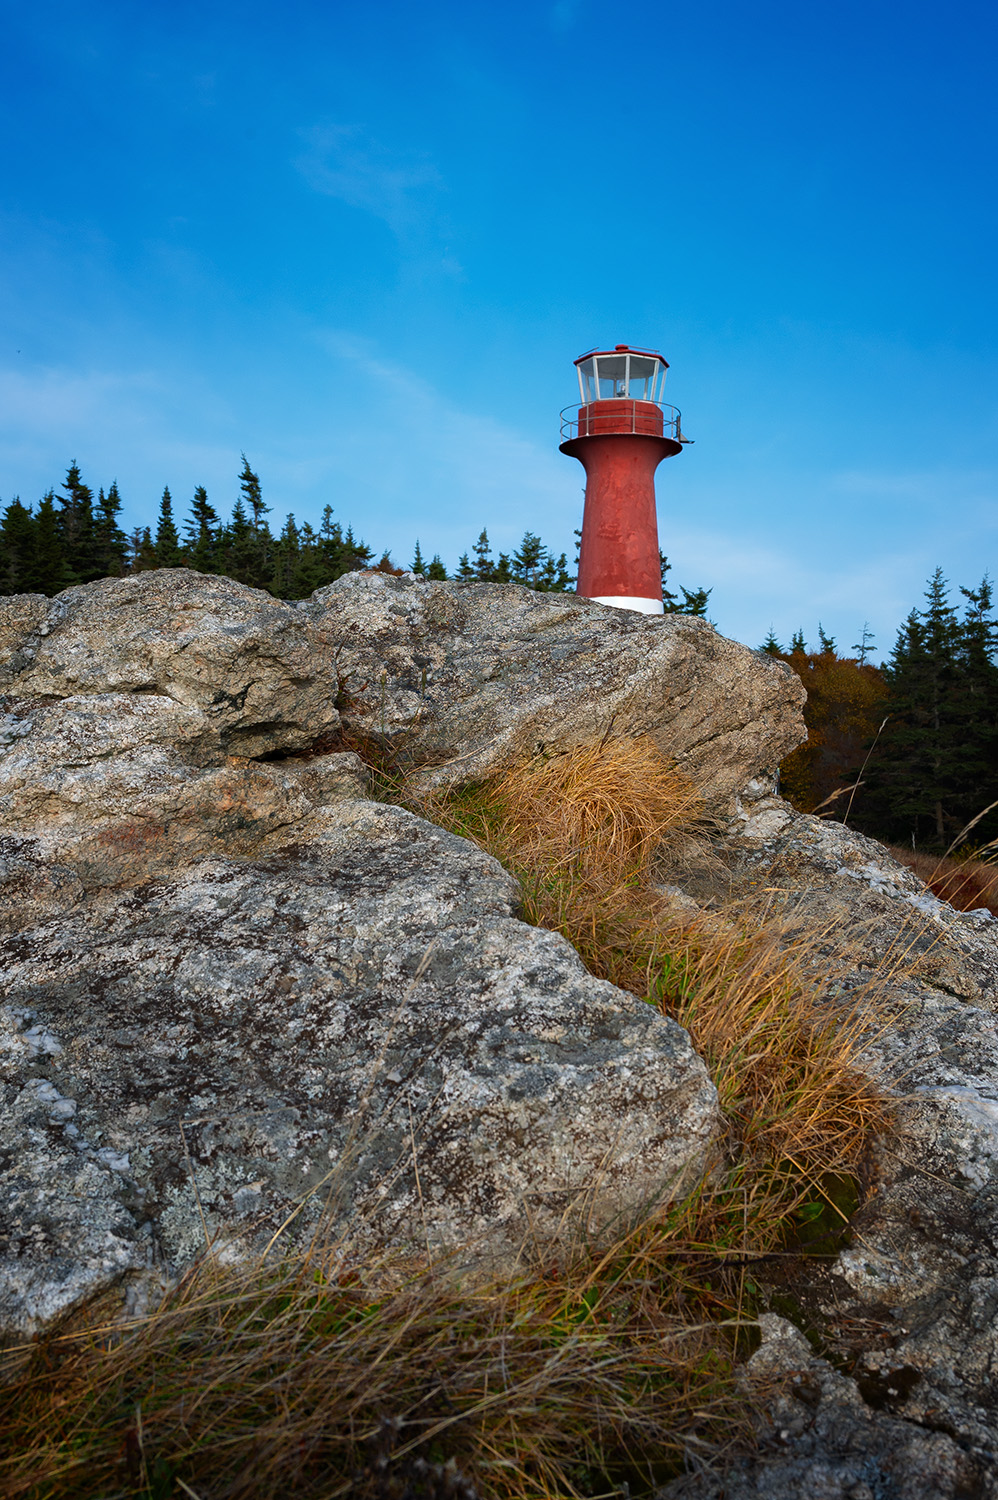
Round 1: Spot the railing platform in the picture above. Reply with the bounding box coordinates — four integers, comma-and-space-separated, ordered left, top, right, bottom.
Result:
559, 399, 691, 444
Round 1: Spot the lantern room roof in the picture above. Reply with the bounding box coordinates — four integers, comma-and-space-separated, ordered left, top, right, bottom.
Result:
573, 344, 669, 369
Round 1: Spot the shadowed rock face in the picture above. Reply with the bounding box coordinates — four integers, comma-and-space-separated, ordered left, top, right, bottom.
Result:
0, 570, 745, 1340
0, 567, 806, 810
660, 1314, 985, 1500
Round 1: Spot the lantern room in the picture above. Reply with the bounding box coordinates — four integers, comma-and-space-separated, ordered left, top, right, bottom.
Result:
575, 345, 669, 405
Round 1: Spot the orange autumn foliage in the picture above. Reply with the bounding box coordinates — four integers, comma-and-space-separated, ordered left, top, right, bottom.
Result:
778, 649, 888, 815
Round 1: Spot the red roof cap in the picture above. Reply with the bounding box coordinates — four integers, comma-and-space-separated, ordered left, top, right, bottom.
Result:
573, 345, 669, 368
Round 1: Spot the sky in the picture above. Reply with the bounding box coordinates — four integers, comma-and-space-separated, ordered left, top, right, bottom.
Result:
1, 0, 996, 657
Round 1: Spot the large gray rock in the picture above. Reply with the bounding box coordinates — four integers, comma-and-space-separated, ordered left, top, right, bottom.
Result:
0, 688, 718, 1341
305, 571, 805, 808
0, 692, 317, 894
0, 569, 806, 809
0, 571, 340, 757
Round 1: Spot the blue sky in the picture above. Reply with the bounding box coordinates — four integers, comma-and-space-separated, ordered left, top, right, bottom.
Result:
1, 0, 996, 657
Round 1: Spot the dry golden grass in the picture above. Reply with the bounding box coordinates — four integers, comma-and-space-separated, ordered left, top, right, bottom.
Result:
0, 1216, 757, 1500
420, 737, 887, 1207
488, 737, 704, 883
1, 736, 890, 1499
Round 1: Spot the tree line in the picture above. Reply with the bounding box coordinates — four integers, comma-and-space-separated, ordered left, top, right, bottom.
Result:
0, 457, 711, 612
765, 570, 998, 852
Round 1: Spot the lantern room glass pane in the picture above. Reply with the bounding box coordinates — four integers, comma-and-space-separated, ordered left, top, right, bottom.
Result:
577, 357, 597, 403
627, 356, 657, 401
596, 354, 628, 399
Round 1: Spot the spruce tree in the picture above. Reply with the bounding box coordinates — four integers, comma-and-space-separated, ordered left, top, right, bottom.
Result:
551, 552, 572, 590
411, 540, 426, 575
512, 532, 545, 587
659, 551, 711, 615
232, 457, 274, 587
129, 527, 159, 572
472, 529, 494, 582
0, 499, 40, 594
427, 554, 448, 580
35, 492, 74, 594
533, 550, 572, 592
456, 552, 475, 579
660, 552, 679, 611
678, 586, 712, 617
760, 629, 783, 656
184, 487, 221, 574
222, 496, 258, 584
954, 576, 998, 839
58, 462, 100, 582
94, 482, 128, 577
270, 513, 301, 598
154, 486, 182, 568
313, 507, 373, 583
286, 521, 327, 598
239, 455, 270, 531
864, 572, 965, 845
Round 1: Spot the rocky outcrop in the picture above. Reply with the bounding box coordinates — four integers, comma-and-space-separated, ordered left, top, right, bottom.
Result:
2, 768, 717, 1338
657, 797, 998, 1498
3, 568, 774, 1340
305, 570, 804, 807
663, 1314, 983, 1499
10, 569, 998, 1490
0, 568, 806, 811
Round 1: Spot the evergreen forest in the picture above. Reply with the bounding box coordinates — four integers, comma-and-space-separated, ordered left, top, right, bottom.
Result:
1, 458, 996, 855
766, 572, 998, 855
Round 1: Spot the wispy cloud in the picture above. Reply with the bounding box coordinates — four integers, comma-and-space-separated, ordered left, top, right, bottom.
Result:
295, 124, 447, 246
313, 330, 578, 557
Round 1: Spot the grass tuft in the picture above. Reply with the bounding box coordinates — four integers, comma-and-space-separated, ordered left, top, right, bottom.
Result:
418, 737, 886, 1218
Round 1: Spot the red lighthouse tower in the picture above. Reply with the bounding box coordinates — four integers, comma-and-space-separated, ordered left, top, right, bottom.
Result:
560, 345, 688, 614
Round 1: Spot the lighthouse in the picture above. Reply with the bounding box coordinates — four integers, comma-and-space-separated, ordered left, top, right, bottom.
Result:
560, 345, 688, 615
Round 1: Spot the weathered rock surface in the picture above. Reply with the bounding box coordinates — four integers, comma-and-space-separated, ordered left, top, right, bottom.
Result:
1, 789, 717, 1338
657, 798, 998, 1496
663, 1315, 988, 1499
0, 568, 806, 810
0, 571, 340, 758
0, 580, 728, 1340
305, 570, 804, 807
0, 691, 323, 895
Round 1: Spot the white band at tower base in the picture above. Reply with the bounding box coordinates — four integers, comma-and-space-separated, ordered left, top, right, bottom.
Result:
588, 595, 665, 616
